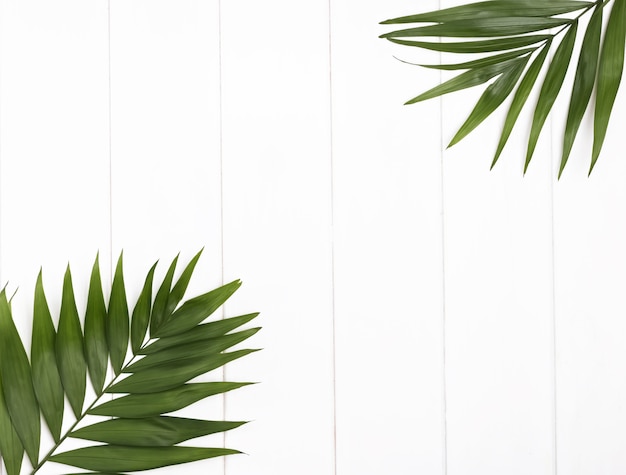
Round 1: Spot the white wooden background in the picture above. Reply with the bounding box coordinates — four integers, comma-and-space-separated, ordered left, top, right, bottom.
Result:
0, 0, 625, 474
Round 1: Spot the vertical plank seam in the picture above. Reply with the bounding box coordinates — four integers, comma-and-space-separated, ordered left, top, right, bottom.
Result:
0, 0, 3, 300
107, 0, 115, 416
550, 108, 558, 475
439, 91, 449, 475
438, 0, 449, 473
108, 0, 114, 280
218, 1, 227, 474
0, 1, 3, 473
327, 0, 338, 474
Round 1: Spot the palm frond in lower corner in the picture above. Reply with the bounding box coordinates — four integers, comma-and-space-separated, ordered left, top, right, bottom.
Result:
381, 0, 626, 176
0, 250, 260, 474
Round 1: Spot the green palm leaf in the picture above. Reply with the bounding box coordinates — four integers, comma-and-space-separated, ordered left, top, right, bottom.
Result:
0, 252, 259, 474
49, 446, 240, 473
154, 279, 242, 338
381, 1, 593, 24
492, 40, 552, 168
124, 329, 260, 373
592, 0, 626, 173
420, 47, 534, 71
150, 254, 179, 334
130, 260, 158, 354
70, 416, 245, 446
57, 266, 87, 418
406, 58, 520, 104
32, 271, 64, 442
381, 17, 572, 39
108, 253, 129, 376
139, 312, 260, 354
0, 290, 41, 466
109, 349, 257, 394
525, 20, 578, 172
387, 34, 551, 54
382, 0, 623, 174
561, 5, 603, 176
450, 55, 529, 147
84, 254, 108, 395
89, 382, 252, 418
0, 377, 24, 475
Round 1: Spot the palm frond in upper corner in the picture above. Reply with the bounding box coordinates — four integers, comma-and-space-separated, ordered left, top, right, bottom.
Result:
381, 0, 626, 176
0, 250, 260, 474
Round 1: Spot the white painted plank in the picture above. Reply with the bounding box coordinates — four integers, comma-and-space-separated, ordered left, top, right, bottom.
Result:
220, 1, 335, 474
109, 0, 222, 270
0, 2, 110, 473
440, 0, 556, 473
332, 1, 445, 474
552, 27, 626, 472
109, 1, 223, 474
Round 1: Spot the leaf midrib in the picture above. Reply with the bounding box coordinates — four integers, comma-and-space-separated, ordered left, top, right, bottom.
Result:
31, 352, 141, 475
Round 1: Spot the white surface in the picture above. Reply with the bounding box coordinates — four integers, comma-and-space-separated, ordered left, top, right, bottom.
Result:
220, 1, 335, 474
0, 1, 624, 474
440, 1, 555, 474
332, 1, 445, 474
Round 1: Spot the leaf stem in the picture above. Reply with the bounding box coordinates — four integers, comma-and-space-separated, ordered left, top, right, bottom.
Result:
551, 0, 609, 38
30, 356, 139, 474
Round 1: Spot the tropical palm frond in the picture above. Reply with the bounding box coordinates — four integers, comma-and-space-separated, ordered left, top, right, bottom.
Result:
381, 0, 626, 176
0, 250, 260, 474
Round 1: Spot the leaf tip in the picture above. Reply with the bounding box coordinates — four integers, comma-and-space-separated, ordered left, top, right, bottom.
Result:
589, 152, 600, 176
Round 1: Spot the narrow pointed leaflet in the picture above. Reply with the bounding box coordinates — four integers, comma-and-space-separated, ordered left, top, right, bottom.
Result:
31, 271, 64, 442
50, 446, 240, 473
150, 254, 179, 334
592, 0, 626, 173
387, 35, 551, 54
381, 1, 593, 24
89, 382, 253, 418
449, 56, 528, 147
70, 416, 245, 446
0, 290, 40, 466
84, 254, 108, 395
108, 253, 129, 376
492, 41, 551, 168
0, 377, 24, 475
56, 265, 87, 418
560, 5, 603, 177
525, 22, 578, 173
131, 261, 157, 354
